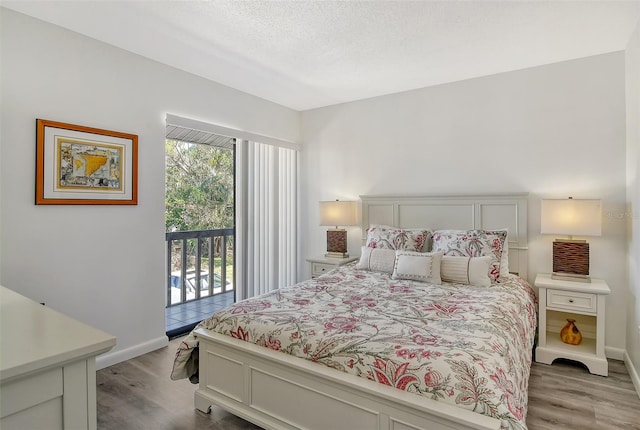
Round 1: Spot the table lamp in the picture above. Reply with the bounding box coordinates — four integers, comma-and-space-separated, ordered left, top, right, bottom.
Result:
540, 198, 601, 282
319, 200, 357, 258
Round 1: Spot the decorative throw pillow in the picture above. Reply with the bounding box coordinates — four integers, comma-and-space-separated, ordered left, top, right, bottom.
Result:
441, 256, 492, 287
365, 225, 432, 252
391, 251, 442, 284
355, 246, 396, 274
431, 229, 507, 282
500, 238, 510, 277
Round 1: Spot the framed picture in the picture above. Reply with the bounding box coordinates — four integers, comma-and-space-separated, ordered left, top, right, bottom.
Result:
36, 119, 138, 205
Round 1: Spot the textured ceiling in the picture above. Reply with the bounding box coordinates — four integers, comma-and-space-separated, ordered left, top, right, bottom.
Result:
3, 1, 640, 111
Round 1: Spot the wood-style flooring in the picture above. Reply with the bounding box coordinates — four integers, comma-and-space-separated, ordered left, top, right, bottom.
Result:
97, 337, 640, 430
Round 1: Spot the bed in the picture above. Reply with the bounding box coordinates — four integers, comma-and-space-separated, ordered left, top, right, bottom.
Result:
171, 194, 536, 430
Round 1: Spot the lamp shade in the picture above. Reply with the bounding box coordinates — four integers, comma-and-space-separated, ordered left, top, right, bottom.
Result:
319, 200, 357, 227
540, 199, 602, 237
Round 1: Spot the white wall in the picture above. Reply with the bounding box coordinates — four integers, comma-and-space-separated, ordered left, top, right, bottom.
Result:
626, 19, 640, 393
301, 52, 628, 353
0, 9, 300, 367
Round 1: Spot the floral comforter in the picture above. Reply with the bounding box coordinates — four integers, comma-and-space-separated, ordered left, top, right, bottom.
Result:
171, 264, 537, 430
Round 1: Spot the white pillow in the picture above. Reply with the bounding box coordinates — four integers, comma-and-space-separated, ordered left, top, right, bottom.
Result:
441, 256, 492, 287
391, 251, 442, 284
500, 238, 510, 277
355, 246, 396, 274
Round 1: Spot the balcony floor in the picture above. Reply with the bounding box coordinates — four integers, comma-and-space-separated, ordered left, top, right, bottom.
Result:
165, 291, 235, 338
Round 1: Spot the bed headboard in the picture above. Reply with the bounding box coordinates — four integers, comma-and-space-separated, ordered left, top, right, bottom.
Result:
360, 194, 529, 279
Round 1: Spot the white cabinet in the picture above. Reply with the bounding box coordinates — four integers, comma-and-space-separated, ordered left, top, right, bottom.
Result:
0, 286, 116, 429
534, 273, 610, 376
307, 256, 358, 278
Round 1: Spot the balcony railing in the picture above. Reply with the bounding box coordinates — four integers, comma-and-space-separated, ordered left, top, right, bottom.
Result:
166, 228, 234, 307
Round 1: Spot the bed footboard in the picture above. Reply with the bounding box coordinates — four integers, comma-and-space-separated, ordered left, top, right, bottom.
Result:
194, 328, 501, 430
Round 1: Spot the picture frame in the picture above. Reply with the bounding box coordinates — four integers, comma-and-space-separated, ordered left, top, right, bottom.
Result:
36, 119, 138, 205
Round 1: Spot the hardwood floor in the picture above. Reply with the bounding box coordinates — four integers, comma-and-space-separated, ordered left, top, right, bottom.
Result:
527, 358, 640, 429
97, 337, 640, 429
97, 336, 260, 430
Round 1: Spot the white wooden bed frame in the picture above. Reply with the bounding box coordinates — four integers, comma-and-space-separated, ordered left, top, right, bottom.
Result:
194, 194, 529, 430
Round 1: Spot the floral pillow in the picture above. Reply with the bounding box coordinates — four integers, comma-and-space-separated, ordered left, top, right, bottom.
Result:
365, 225, 432, 252
431, 229, 507, 282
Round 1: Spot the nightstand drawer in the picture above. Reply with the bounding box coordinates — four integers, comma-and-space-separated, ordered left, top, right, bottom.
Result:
312, 263, 334, 276
546, 289, 597, 313
307, 256, 358, 279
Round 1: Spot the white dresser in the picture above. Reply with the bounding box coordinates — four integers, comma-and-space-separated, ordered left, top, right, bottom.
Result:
0, 286, 116, 429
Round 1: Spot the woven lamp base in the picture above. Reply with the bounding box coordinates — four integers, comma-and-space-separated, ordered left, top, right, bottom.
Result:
326, 229, 349, 258
552, 240, 591, 283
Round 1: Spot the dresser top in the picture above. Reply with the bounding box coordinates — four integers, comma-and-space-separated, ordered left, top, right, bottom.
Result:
1, 286, 116, 382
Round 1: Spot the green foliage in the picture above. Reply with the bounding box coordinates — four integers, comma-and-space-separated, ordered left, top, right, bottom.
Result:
165, 140, 234, 232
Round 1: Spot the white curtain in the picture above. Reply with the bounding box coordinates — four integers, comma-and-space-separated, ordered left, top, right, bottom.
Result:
236, 140, 299, 300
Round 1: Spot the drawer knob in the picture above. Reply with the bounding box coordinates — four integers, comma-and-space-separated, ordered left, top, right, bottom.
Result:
569, 299, 574, 303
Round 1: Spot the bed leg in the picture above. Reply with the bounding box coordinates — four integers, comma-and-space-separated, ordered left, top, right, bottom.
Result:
194, 391, 212, 414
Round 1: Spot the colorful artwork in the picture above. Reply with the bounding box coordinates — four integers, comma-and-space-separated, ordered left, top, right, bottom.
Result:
56, 138, 124, 192
36, 118, 137, 205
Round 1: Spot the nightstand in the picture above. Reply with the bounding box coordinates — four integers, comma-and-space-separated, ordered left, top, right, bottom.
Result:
534, 273, 610, 376
307, 256, 358, 278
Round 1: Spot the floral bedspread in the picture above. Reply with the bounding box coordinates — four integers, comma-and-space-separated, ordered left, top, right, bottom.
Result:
171, 265, 537, 430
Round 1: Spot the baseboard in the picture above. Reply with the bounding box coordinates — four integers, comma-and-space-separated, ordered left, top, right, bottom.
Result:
96, 335, 169, 370
605, 346, 625, 361
624, 351, 640, 400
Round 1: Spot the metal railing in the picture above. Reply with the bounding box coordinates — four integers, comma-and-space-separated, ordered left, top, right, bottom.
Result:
166, 228, 234, 307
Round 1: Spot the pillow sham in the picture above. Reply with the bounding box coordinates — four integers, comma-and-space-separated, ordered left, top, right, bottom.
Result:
365, 225, 432, 252
355, 246, 396, 274
391, 251, 442, 284
431, 229, 507, 282
441, 255, 492, 287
